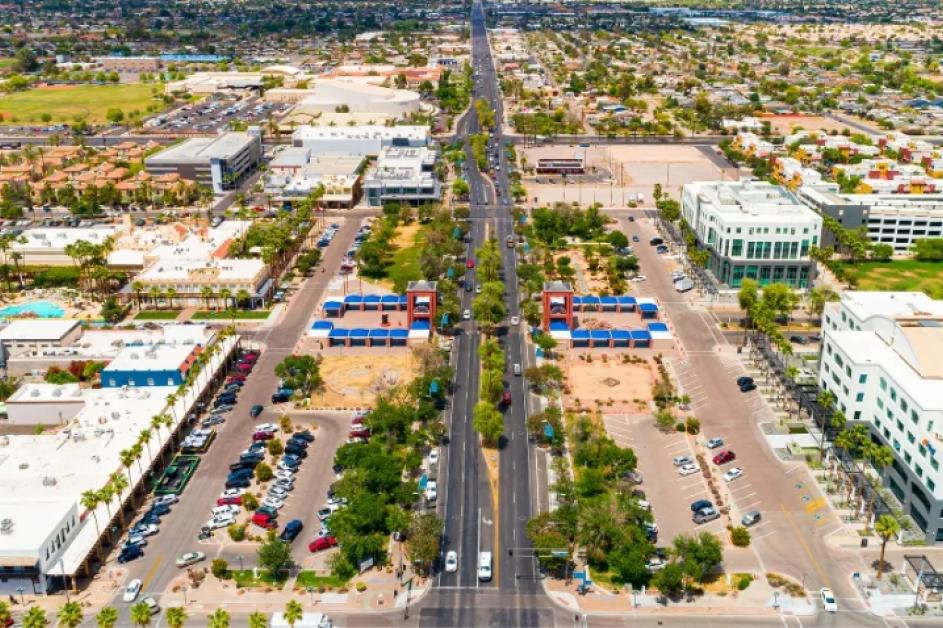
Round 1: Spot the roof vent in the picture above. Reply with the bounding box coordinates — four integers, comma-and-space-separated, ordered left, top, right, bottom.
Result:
0, 519, 13, 534
42, 476, 57, 486
30, 388, 40, 398
52, 388, 62, 397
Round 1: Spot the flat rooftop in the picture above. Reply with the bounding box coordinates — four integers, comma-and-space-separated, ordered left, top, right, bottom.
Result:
14, 226, 119, 252
135, 257, 266, 283
840, 291, 943, 321
0, 319, 80, 342
291, 125, 429, 141
146, 133, 257, 165
691, 180, 820, 225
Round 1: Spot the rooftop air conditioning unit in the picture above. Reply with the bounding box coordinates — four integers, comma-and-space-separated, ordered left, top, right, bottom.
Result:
42, 476, 57, 486
30, 388, 40, 397
0, 519, 13, 534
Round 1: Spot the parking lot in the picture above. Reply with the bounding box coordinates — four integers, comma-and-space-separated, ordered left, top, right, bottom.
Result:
144, 94, 292, 135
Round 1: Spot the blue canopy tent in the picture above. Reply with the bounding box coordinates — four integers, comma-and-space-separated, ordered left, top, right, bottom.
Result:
600, 296, 618, 311
630, 329, 652, 347
648, 322, 669, 333
617, 296, 637, 312
349, 328, 369, 345
363, 295, 382, 310
572, 296, 583, 307
343, 294, 363, 310
323, 301, 344, 317
549, 320, 570, 332
311, 320, 334, 331
327, 328, 349, 346
390, 328, 409, 345
638, 302, 659, 318
611, 329, 631, 347
411, 319, 430, 330
581, 295, 601, 312
571, 328, 591, 347
368, 328, 390, 346
381, 294, 401, 310
589, 329, 611, 347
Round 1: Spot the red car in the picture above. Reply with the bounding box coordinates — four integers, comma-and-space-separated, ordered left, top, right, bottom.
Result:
252, 431, 275, 441
466, 259, 475, 269
712, 451, 736, 465
228, 375, 247, 383
242, 353, 258, 363
217, 495, 243, 506
236, 363, 252, 373
349, 428, 370, 439
501, 390, 512, 406
351, 415, 366, 426
251, 512, 277, 529
308, 536, 338, 552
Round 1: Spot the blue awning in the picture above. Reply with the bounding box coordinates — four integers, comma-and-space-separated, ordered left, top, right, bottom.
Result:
324, 301, 343, 310
398, 295, 408, 303
368, 328, 390, 338
571, 329, 591, 340
440, 314, 449, 326
381, 295, 400, 304
411, 320, 431, 330
590, 330, 611, 340
549, 321, 570, 331
429, 379, 440, 395
630, 330, 652, 340
344, 295, 363, 304
611, 329, 631, 339
617, 296, 637, 305
582, 296, 600, 305
253, 277, 274, 299
349, 328, 369, 338
328, 329, 349, 338
572, 296, 583, 305
311, 321, 334, 330
648, 322, 669, 332
390, 329, 409, 338
363, 295, 382, 304
600, 296, 617, 305
639, 303, 659, 312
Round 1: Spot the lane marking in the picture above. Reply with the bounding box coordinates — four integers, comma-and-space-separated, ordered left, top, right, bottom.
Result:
780, 503, 831, 589
141, 554, 163, 590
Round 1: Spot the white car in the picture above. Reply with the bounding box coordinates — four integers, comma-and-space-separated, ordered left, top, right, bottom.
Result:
706, 437, 724, 449
275, 468, 297, 480
273, 478, 295, 491
510, 316, 520, 326
429, 448, 440, 466
444, 550, 458, 573
820, 587, 838, 612
462, 309, 471, 320
677, 464, 699, 476
646, 557, 666, 571
277, 460, 300, 472
326, 496, 347, 508
269, 486, 290, 499
255, 423, 278, 434
123, 579, 143, 603
262, 496, 286, 510
425, 481, 438, 502
631, 275, 647, 282
220, 488, 246, 499
210, 505, 240, 519
176, 551, 206, 568
205, 515, 236, 530
723, 467, 744, 482
132, 523, 159, 537
153, 495, 178, 507
672, 455, 693, 467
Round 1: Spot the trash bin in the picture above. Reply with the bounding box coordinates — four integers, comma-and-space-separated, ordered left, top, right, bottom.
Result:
861, 538, 868, 548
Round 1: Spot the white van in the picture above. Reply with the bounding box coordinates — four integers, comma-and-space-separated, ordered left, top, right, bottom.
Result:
478, 552, 492, 582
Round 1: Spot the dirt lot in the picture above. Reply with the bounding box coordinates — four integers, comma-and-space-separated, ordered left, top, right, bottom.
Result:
522, 144, 736, 207
561, 354, 655, 414
311, 352, 418, 409
761, 114, 879, 136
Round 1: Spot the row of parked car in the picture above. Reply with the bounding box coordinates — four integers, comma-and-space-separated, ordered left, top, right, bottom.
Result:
117, 493, 180, 563
317, 223, 342, 248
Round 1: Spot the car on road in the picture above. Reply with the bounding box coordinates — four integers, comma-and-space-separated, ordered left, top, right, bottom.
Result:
429, 448, 440, 466
202, 415, 225, 428
255, 423, 278, 434
462, 309, 471, 320
466, 259, 475, 268
501, 390, 512, 406
478, 552, 493, 582
632, 235, 640, 242
741, 510, 762, 527
723, 467, 744, 482
317, 507, 332, 521
261, 496, 286, 510
820, 587, 838, 612
176, 552, 206, 568
739, 381, 757, 392
690, 499, 713, 512
444, 551, 458, 573
250, 404, 264, 417
292, 430, 315, 442
705, 437, 724, 449
510, 316, 520, 326
630, 275, 647, 282
693, 507, 720, 524
280, 519, 304, 542
123, 579, 143, 602
425, 481, 438, 502
789, 335, 807, 345
118, 544, 144, 564
131, 523, 158, 537
712, 451, 736, 465
153, 495, 178, 507
672, 455, 693, 467
308, 535, 337, 552
677, 463, 699, 476
475, 284, 482, 294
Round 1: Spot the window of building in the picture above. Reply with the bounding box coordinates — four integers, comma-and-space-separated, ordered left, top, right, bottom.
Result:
877, 397, 884, 409
900, 398, 908, 412
890, 388, 897, 402
908, 432, 916, 444
896, 419, 904, 432
916, 464, 922, 477
845, 366, 852, 378
146, 377, 155, 386
108, 378, 117, 387
911, 410, 919, 424
879, 377, 887, 391
905, 451, 912, 464
856, 392, 865, 402
930, 479, 937, 493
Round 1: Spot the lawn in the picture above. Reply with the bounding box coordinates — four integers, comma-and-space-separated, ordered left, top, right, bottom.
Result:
386, 226, 424, 292
231, 569, 287, 589
134, 310, 182, 320
193, 310, 272, 320
838, 260, 943, 298
0, 83, 164, 124
294, 571, 350, 591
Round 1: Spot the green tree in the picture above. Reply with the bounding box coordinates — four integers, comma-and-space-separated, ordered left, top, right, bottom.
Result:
57, 601, 83, 628
248, 612, 268, 628
207, 609, 230, 628
274, 354, 323, 397
165, 606, 188, 628
473, 400, 504, 446
211, 558, 229, 579
129, 601, 152, 627
95, 607, 118, 628
738, 278, 759, 314
22, 607, 47, 628
283, 600, 303, 627
609, 540, 652, 587
651, 562, 684, 596
874, 514, 900, 580
673, 532, 724, 584
257, 531, 293, 578
406, 512, 444, 575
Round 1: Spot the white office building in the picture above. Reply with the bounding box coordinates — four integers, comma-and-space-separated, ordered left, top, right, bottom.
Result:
820, 291, 943, 543
363, 147, 440, 207
681, 179, 822, 289
290, 125, 429, 156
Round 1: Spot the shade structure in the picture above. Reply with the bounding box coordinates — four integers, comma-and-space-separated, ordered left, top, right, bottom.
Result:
549, 320, 570, 331
571, 329, 591, 340
343, 294, 363, 305
648, 322, 669, 332
311, 320, 334, 330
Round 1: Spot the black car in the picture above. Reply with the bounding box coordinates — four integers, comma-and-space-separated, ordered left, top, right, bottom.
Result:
117, 545, 144, 563
287, 436, 309, 449
284, 446, 308, 459
789, 335, 807, 345
240, 452, 265, 464
690, 499, 713, 512
202, 415, 225, 428
291, 430, 314, 442
148, 503, 171, 516
279, 519, 304, 542
228, 467, 254, 480
250, 404, 264, 418
214, 396, 236, 407
740, 382, 757, 392
225, 477, 251, 489
736, 376, 754, 387
140, 512, 161, 525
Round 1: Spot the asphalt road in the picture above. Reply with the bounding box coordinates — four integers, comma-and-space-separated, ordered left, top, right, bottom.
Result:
103, 217, 365, 624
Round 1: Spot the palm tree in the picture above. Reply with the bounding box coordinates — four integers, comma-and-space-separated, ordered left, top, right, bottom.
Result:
81, 490, 102, 536
131, 442, 144, 475
138, 428, 153, 463
207, 608, 231, 628
132, 281, 144, 309
219, 288, 232, 311
237, 288, 251, 310
95, 607, 118, 628
109, 472, 129, 526
283, 600, 304, 627
22, 607, 47, 628
165, 606, 188, 628
148, 285, 160, 309
874, 514, 900, 580
120, 448, 136, 486
248, 612, 268, 628
57, 601, 83, 628
166, 287, 177, 310
201, 286, 214, 311
97, 485, 114, 519
129, 601, 152, 627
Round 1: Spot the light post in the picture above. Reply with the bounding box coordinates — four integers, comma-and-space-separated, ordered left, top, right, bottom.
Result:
237, 555, 244, 572
307, 586, 315, 605
16, 586, 24, 605
182, 585, 188, 605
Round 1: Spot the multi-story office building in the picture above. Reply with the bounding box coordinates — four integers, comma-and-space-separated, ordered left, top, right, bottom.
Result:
363, 147, 440, 207
820, 291, 943, 543
145, 132, 262, 193
681, 179, 822, 289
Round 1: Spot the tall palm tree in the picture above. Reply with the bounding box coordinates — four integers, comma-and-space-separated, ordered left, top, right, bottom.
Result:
248, 612, 268, 628
201, 286, 214, 311
129, 601, 152, 627
120, 449, 136, 486
138, 429, 153, 463
207, 608, 230, 628
166, 287, 177, 310
109, 472, 129, 526
237, 288, 251, 310
131, 443, 144, 475
97, 485, 114, 518
148, 285, 160, 309
22, 607, 47, 628
132, 281, 144, 309
80, 490, 101, 536
95, 607, 118, 628
165, 606, 188, 628
874, 514, 900, 580
57, 601, 83, 628
219, 288, 232, 311
283, 600, 303, 627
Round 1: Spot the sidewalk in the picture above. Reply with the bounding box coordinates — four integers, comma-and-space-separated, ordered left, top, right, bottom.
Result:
542, 576, 816, 617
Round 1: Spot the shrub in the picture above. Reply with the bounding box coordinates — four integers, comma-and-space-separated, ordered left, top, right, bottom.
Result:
211, 558, 230, 579
280, 415, 293, 432
242, 493, 259, 510
685, 417, 701, 435
737, 574, 753, 590
255, 462, 274, 482
228, 524, 247, 542
355, 581, 367, 592
268, 439, 284, 456
675, 422, 686, 432
729, 526, 750, 547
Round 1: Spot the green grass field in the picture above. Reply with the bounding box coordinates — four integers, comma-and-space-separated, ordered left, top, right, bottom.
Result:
387, 229, 425, 293
134, 310, 182, 320
0, 83, 163, 124
838, 260, 943, 298
193, 310, 272, 320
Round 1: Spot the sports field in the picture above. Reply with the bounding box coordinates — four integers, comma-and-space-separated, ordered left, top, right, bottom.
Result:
0, 83, 162, 123
839, 260, 943, 298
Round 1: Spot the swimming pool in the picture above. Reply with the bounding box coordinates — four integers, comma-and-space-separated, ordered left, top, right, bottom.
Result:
0, 300, 65, 318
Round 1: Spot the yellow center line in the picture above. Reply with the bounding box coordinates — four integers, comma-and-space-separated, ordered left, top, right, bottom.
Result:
141, 554, 163, 590
779, 504, 830, 590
